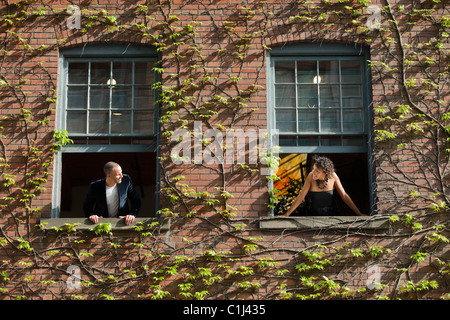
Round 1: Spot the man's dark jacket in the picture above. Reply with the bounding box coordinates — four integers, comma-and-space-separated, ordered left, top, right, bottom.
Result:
83, 174, 141, 218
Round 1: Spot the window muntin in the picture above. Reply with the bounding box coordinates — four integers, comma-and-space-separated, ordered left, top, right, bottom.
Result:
273, 57, 367, 150
65, 59, 156, 145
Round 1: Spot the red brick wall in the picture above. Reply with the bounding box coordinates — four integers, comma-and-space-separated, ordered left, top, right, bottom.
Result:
0, 0, 448, 301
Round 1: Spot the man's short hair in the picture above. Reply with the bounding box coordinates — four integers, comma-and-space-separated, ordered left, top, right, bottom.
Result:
104, 161, 120, 176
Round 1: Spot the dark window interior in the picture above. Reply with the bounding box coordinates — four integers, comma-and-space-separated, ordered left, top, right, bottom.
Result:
60, 152, 157, 218
274, 153, 370, 216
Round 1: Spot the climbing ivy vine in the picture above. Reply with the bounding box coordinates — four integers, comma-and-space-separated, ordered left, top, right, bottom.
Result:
0, 0, 448, 300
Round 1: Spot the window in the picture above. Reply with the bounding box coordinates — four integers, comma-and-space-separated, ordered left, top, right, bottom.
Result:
65, 58, 155, 145
52, 45, 159, 218
268, 43, 375, 216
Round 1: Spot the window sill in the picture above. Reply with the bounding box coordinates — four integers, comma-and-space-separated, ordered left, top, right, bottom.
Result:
259, 215, 389, 230
39, 217, 170, 231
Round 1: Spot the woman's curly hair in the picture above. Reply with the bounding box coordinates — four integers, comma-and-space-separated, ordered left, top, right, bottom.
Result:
312, 155, 335, 179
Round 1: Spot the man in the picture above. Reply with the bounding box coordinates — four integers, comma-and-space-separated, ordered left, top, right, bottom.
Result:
83, 161, 141, 225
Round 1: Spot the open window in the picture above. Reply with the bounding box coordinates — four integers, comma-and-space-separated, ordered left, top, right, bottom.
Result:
274, 153, 370, 216
268, 43, 376, 216
52, 45, 160, 218
60, 152, 157, 218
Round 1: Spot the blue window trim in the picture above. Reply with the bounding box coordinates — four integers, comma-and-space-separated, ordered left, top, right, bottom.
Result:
268, 42, 368, 56
266, 43, 377, 216
52, 44, 161, 218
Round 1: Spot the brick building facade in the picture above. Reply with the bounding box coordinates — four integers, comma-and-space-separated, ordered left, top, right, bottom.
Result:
0, 0, 449, 302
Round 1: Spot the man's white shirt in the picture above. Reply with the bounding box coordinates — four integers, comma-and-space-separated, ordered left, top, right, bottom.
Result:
105, 184, 119, 217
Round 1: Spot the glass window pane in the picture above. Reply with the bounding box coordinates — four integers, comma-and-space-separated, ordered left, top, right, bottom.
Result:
111, 111, 131, 134
91, 62, 110, 85
113, 62, 133, 85
65, 58, 156, 145
67, 111, 86, 134
320, 85, 340, 98
298, 84, 318, 109
298, 110, 318, 132
342, 97, 362, 108
72, 137, 88, 144
135, 62, 155, 85
298, 98, 318, 109
68, 62, 88, 84
88, 137, 109, 144
135, 87, 154, 109
321, 136, 341, 146
297, 61, 317, 83
320, 98, 340, 108
111, 137, 133, 144
270, 57, 367, 149
322, 98, 341, 108
298, 84, 317, 98
275, 61, 295, 83
90, 87, 110, 109
343, 136, 364, 146
133, 137, 154, 145
133, 111, 154, 134
89, 111, 109, 134
343, 109, 364, 132
298, 136, 319, 146
112, 87, 132, 109
279, 136, 297, 146
320, 85, 340, 108
320, 109, 340, 132
319, 61, 339, 83
276, 109, 295, 121
276, 110, 296, 132
67, 86, 87, 109
341, 60, 361, 83
277, 123, 296, 133
275, 84, 296, 108
342, 85, 361, 97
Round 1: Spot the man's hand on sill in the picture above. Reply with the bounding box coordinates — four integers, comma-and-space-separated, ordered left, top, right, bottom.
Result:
119, 215, 135, 225
88, 215, 102, 224
40, 217, 171, 231
89, 215, 136, 225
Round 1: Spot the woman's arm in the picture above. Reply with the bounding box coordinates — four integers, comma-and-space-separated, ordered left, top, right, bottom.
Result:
282, 173, 312, 216
333, 173, 365, 216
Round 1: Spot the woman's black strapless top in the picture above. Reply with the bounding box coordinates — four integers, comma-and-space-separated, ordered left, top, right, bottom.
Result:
309, 190, 340, 216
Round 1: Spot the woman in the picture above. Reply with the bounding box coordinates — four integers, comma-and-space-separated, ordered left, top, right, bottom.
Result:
282, 156, 365, 217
